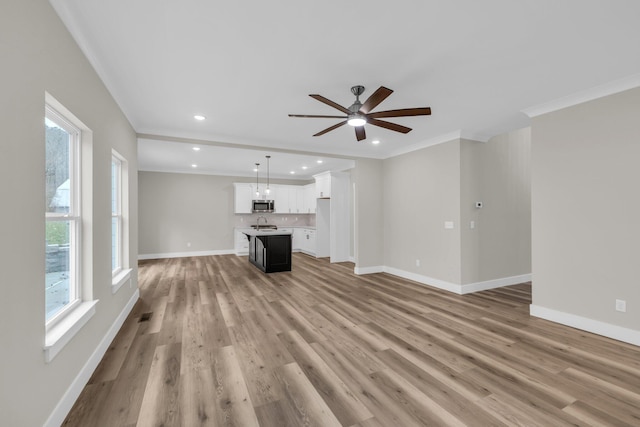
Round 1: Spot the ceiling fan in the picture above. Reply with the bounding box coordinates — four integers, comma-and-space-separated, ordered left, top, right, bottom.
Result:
289, 85, 431, 141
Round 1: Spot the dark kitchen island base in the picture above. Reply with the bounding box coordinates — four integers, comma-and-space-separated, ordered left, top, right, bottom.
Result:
247, 233, 292, 273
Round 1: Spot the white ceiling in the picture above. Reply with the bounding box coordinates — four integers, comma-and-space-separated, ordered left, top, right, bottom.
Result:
138, 137, 354, 180
52, 0, 640, 176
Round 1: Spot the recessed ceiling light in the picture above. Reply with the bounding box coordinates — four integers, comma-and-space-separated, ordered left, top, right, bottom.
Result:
302, 166, 308, 170
372, 140, 380, 145
194, 115, 206, 121
192, 146, 201, 151
290, 171, 295, 174
191, 164, 197, 168
317, 160, 323, 164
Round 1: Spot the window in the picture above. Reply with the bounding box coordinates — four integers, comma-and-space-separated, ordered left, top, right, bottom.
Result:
44, 93, 97, 363
111, 154, 122, 274
111, 149, 131, 293
45, 105, 80, 323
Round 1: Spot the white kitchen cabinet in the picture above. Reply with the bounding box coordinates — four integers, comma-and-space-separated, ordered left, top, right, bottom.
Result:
303, 184, 317, 214
292, 228, 304, 250
235, 182, 316, 215
301, 228, 316, 256
303, 183, 316, 213
314, 172, 331, 198
271, 185, 288, 213
290, 187, 304, 213
234, 229, 251, 255
234, 183, 254, 214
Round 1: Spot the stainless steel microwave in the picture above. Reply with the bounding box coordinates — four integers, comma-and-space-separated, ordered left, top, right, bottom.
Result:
252, 200, 274, 213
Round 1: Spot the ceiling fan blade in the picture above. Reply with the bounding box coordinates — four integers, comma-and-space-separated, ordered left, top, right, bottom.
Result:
289, 114, 347, 119
309, 94, 351, 114
368, 118, 412, 134
355, 126, 366, 141
359, 86, 393, 114
313, 121, 347, 137
368, 107, 431, 119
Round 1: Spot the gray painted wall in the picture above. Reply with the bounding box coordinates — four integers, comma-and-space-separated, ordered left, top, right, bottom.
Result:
0, 1, 138, 426
371, 132, 531, 287
139, 171, 308, 255
353, 159, 384, 269
461, 130, 531, 284
383, 140, 463, 284
532, 87, 640, 331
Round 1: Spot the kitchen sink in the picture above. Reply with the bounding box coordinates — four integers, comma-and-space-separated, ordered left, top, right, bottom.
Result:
251, 225, 278, 230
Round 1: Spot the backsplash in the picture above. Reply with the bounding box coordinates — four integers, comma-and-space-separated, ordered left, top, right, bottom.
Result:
234, 213, 315, 228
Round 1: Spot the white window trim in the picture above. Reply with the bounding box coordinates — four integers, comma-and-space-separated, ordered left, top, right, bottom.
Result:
44, 300, 98, 363
111, 149, 130, 293
112, 268, 133, 294
44, 92, 97, 363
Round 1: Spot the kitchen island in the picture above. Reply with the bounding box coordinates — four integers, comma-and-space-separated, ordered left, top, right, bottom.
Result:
242, 229, 292, 273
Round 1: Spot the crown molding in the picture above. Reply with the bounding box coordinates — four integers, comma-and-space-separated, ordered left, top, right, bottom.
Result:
522, 73, 640, 118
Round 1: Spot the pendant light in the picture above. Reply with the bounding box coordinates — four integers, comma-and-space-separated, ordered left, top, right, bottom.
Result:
265, 155, 271, 196
255, 163, 260, 198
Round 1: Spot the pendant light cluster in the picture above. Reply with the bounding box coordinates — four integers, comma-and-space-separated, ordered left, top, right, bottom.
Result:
254, 163, 260, 197
265, 155, 271, 196
254, 155, 272, 199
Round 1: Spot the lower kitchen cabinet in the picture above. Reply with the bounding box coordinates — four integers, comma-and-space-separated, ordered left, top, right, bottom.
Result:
248, 234, 292, 273
235, 229, 250, 255
299, 228, 316, 256
292, 228, 303, 251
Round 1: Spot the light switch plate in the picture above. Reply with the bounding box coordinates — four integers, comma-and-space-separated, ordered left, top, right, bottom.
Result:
444, 221, 454, 229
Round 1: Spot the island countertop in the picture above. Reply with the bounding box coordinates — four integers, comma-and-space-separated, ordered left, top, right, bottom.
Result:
241, 229, 293, 237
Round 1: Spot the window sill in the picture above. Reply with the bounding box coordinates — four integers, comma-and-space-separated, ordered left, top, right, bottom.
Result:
112, 268, 132, 294
44, 300, 98, 363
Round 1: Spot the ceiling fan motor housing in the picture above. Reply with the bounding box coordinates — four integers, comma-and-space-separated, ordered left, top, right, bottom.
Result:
350, 85, 365, 97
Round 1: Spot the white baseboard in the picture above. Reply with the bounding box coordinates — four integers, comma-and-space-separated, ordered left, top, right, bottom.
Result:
354, 265, 384, 275
530, 304, 640, 347
355, 265, 531, 295
384, 266, 462, 294
138, 249, 235, 260
44, 289, 140, 427
460, 273, 532, 294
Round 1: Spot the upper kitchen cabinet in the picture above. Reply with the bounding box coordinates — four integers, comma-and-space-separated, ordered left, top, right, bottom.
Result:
314, 171, 331, 198
234, 183, 254, 213
291, 187, 305, 214
303, 183, 316, 214
235, 182, 318, 215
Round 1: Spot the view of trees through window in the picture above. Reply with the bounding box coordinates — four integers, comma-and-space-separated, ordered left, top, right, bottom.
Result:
45, 116, 75, 321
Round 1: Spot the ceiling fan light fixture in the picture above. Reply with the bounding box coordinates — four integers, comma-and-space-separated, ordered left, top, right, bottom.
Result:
347, 114, 367, 127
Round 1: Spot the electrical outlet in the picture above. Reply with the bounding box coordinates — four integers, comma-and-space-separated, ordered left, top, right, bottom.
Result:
615, 299, 626, 312
416, 259, 420, 267
187, 242, 191, 248
470, 221, 475, 229
444, 221, 454, 229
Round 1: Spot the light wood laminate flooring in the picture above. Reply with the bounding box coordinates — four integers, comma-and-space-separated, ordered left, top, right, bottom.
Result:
63, 254, 640, 426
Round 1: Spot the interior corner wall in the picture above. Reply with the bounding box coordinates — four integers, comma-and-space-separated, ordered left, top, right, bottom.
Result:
531, 87, 640, 334
353, 159, 384, 269
382, 140, 462, 284
0, 2, 138, 426
460, 130, 531, 285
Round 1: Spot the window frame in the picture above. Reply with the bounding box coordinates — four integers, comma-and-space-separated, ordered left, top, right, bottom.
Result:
111, 149, 131, 294
44, 92, 97, 363
111, 153, 123, 276
45, 105, 82, 329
